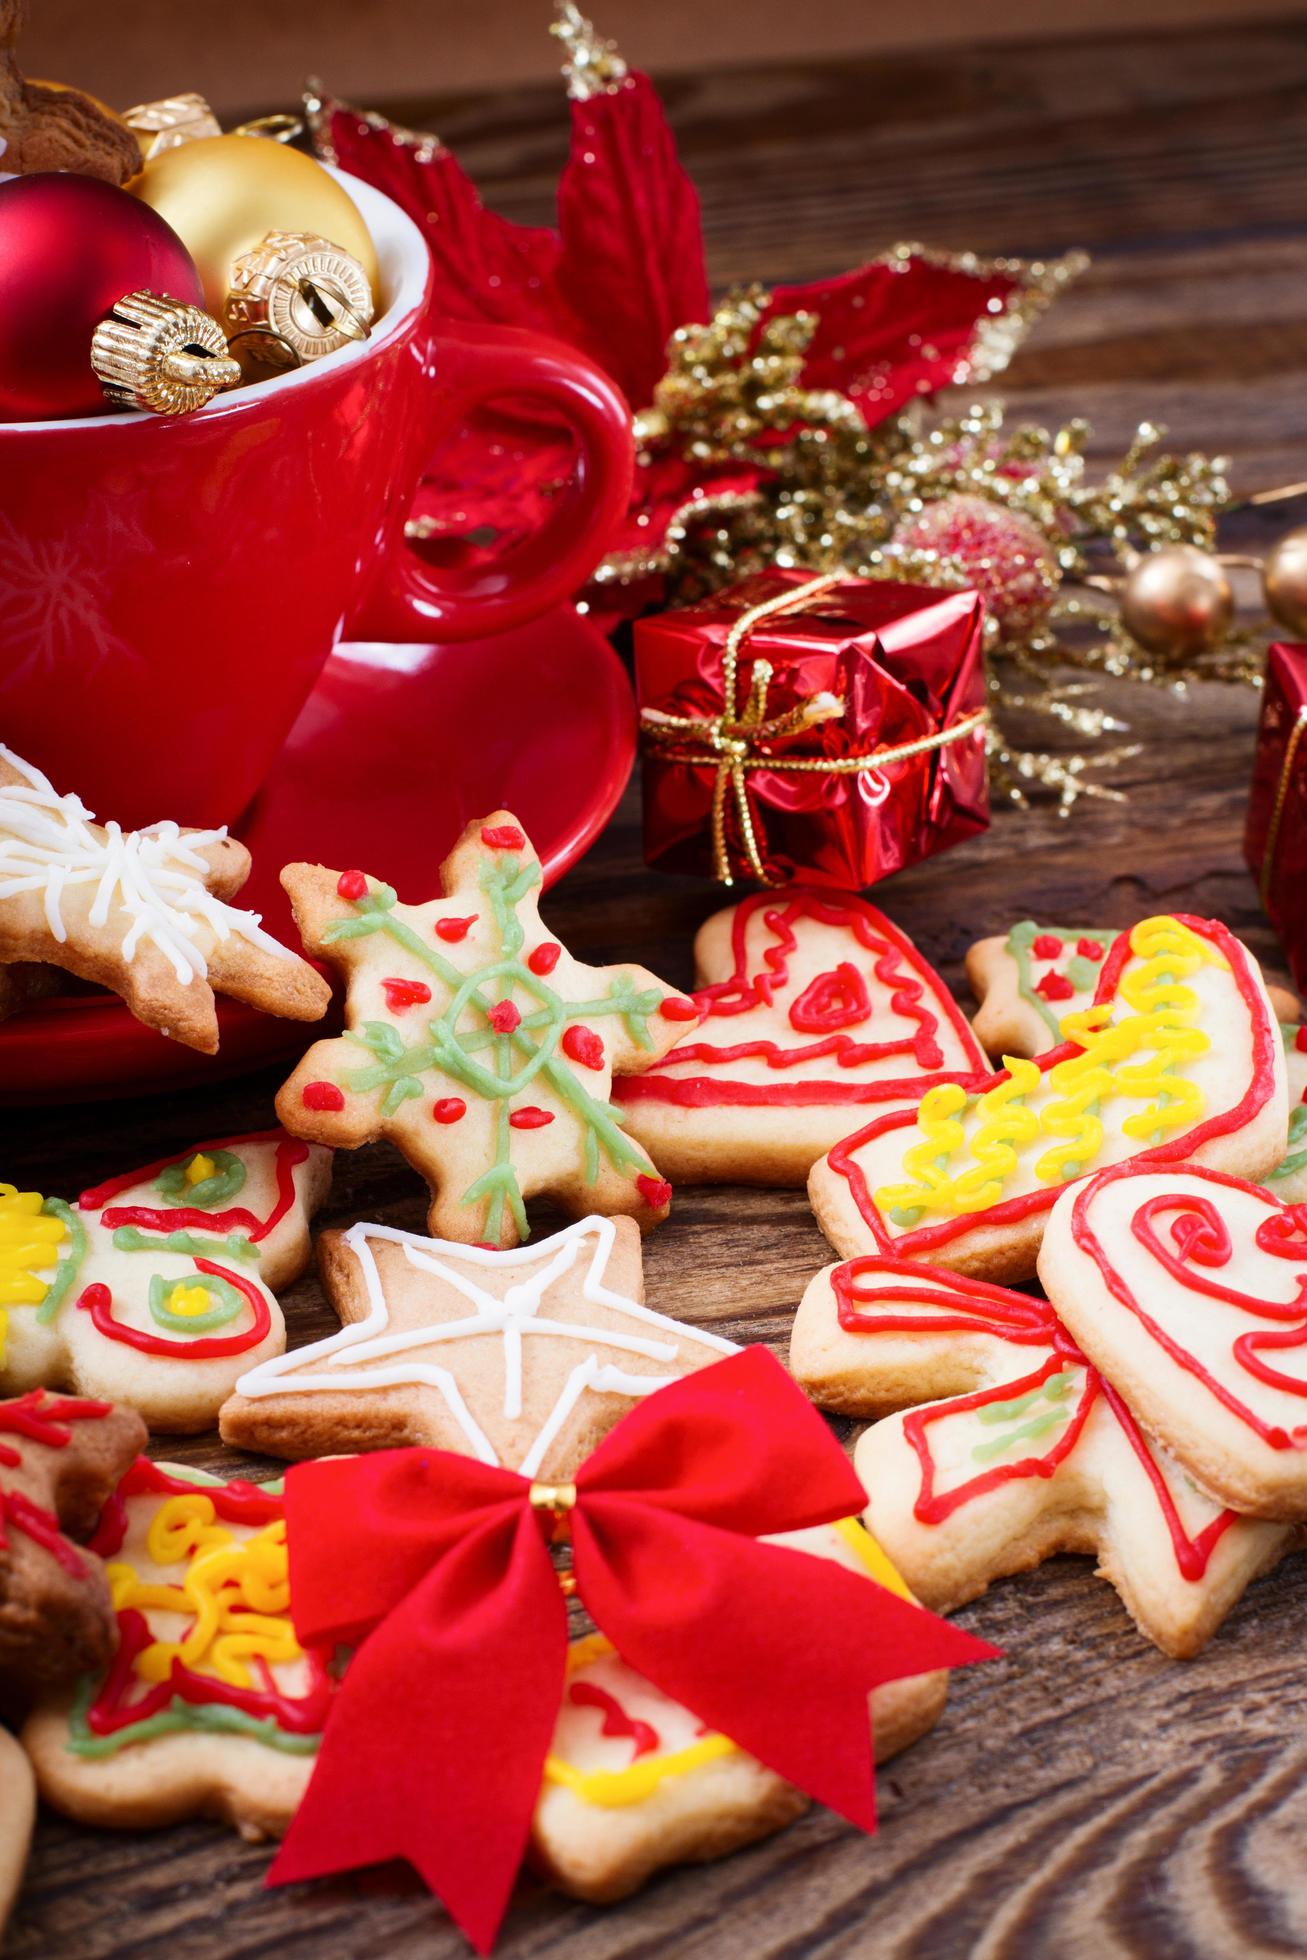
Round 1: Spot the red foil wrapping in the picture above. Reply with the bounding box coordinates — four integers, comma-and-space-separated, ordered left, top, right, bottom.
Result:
1245, 642, 1307, 993
636, 570, 989, 887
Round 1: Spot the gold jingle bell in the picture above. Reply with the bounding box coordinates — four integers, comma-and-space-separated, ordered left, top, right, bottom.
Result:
90, 291, 241, 415
128, 134, 379, 321
1264, 525, 1307, 640
1119, 544, 1233, 658
225, 231, 374, 375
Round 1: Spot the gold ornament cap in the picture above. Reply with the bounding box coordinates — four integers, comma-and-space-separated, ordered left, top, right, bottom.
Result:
224, 230, 375, 372
122, 92, 223, 161
90, 292, 241, 415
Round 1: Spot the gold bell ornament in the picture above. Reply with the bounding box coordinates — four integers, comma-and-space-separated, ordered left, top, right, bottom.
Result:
89, 292, 241, 415
224, 231, 374, 375
128, 134, 380, 322
1119, 544, 1234, 659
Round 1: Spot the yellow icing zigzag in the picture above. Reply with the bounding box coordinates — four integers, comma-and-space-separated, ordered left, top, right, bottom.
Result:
875, 916, 1223, 1220
0, 1183, 68, 1366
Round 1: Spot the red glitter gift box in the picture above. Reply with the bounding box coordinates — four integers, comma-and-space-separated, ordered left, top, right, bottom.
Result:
636, 569, 989, 888
1246, 642, 1307, 993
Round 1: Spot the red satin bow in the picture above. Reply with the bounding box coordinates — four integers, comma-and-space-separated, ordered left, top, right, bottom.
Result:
269, 1346, 996, 1950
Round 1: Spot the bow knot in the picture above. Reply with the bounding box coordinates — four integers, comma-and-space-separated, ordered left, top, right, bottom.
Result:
269, 1347, 996, 1952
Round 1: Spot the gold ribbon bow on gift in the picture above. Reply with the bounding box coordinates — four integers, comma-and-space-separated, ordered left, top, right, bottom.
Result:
640, 573, 989, 886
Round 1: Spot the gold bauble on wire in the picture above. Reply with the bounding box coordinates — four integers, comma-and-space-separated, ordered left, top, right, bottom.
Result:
1119, 544, 1233, 658
1263, 525, 1307, 639
127, 134, 379, 319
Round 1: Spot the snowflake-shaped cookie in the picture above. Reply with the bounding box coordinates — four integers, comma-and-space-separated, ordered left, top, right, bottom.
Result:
0, 745, 329, 1052
276, 813, 684, 1246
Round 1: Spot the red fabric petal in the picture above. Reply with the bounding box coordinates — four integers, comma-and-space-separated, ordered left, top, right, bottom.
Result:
557, 73, 709, 409
767, 254, 1038, 427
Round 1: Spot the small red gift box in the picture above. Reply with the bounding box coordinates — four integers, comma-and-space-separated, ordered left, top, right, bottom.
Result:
1246, 643, 1307, 994
635, 569, 989, 888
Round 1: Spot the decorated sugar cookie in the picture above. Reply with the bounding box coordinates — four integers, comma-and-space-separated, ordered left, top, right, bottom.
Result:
0, 1132, 330, 1431
533, 1518, 947, 1902
809, 915, 1288, 1283
967, 920, 1301, 1063
275, 814, 683, 1246
967, 921, 1114, 1059
0, 1728, 34, 1940
0, 745, 330, 1053
0, 1390, 145, 1694
221, 1213, 735, 1476
614, 889, 988, 1185
23, 1460, 331, 1841
1265, 1022, 1307, 1205
1040, 1161, 1307, 1521
790, 1258, 1295, 1657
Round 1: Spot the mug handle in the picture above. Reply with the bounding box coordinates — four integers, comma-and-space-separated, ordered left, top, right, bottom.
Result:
348, 321, 633, 643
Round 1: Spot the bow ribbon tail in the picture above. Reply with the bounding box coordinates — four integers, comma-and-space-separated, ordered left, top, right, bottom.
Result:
269, 1451, 568, 1955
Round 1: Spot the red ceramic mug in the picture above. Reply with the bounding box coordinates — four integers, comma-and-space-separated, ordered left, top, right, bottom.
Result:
0, 171, 633, 829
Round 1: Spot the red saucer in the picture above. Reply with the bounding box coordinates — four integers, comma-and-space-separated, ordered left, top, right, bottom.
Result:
0, 607, 635, 1105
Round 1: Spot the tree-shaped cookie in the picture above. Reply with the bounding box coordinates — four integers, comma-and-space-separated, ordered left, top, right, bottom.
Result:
0, 744, 330, 1053
809, 914, 1288, 1284
791, 1257, 1296, 1657
23, 1459, 331, 1842
0, 1389, 145, 1693
614, 889, 988, 1185
0, 1131, 330, 1431
220, 1213, 735, 1476
533, 1519, 946, 1903
1040, 1161, 1307, 1520
276, 813, 683, 1246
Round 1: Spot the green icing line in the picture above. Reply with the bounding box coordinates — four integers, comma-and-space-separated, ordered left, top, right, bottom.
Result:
147, 1271, 246, 1335
1267, 1100, 1307, 1183
970, 1368, 1076, 1465
112, 1226, 260, 1263
65, 1677, 319, 1760
35, 1198, 86, 1324
1065, 956, 1099, 991
155, 1148, 246, 1210
329, 854, 662, 1241
1006, 921, 1111, 1042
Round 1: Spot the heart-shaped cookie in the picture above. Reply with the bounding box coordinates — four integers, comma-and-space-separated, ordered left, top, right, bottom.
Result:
1040, 1161, 1307, 1519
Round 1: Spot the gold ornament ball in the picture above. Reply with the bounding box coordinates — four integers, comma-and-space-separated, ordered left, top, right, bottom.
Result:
1264, 526, 1307, 639
1120, 544, 1233, 658
128, 135, 380, 319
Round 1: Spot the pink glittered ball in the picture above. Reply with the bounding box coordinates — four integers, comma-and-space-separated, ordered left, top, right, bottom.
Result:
893, 493, 1059, 638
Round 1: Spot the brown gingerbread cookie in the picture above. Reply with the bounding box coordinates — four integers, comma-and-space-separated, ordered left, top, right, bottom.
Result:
0, 1389, 145, 1696
0, 0, 140, 183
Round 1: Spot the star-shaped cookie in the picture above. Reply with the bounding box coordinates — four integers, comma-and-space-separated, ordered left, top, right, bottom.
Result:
0, 744, 330, 1053
614, 888, 988, 1185
275, 812, 684, 1246
791, 1256, 1297, 1657
220, 1213, 736, 1478
0, 1389, 145, 1694
1, 1131, 331, 1432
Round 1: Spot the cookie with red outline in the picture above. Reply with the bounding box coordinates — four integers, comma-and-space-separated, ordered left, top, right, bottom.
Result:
614, 889, 988, 1185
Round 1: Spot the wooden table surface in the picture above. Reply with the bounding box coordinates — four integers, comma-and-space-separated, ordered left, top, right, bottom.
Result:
9, 14, 1307, 1956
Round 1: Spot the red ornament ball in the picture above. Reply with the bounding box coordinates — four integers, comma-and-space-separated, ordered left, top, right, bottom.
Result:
0, 174, 204, 422
892, 493, 1059, 639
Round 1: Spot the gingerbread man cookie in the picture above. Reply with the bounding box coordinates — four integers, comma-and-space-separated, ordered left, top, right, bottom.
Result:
967, 920, 1301, 1063
1, 1132, 330, 1432
0, 1389, 145, 1695
614, 889, 988, 1185
0, 1726, 34, 1941
532, 1518, 947, 1902
24, 1459, 329, 1842
276, 814, 682, 1246
791, 1258, 1294, 1657
0, 745, 330, 1053
221, 1213, 735, 1476
1040, 1161, 1307, 1520
809, 915, 1288, 1284
0, 0, 141, 183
